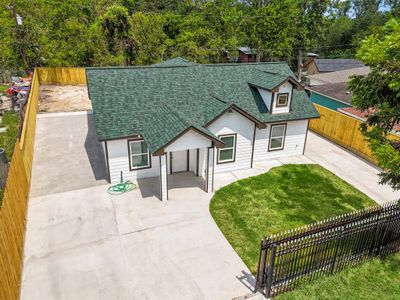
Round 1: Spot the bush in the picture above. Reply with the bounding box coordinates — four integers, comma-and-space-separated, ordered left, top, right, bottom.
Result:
0, 111, 19, 158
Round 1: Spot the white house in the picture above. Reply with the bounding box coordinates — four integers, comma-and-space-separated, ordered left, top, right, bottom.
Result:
86, 58, 319, 201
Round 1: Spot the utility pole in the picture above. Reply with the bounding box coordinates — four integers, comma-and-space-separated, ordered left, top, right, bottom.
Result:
297, 47, 303, 81
8, 4, 26, 68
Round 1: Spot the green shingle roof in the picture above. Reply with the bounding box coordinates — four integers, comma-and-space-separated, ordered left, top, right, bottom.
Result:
86, 58, 319, 153
151, 57, 196, 67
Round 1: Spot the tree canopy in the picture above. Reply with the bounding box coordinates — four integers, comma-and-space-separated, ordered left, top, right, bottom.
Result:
348, 18, 400, 190
0, 0, 398, 73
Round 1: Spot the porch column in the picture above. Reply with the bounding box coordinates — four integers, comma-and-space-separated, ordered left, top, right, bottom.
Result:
160, 154, 168, 201
206, 147, 214, 193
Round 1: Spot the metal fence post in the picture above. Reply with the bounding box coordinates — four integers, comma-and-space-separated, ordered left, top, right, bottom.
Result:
330, 226, 344, 274
369, 210, 382, 257
265, 243, 277, 299
255, 239, 268, 292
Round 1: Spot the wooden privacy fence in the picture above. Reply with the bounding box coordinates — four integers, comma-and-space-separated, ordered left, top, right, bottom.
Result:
36, 67, 87, 85
0, 67, 86, 300
255, 201, 400, 298
309, 104, 400, 164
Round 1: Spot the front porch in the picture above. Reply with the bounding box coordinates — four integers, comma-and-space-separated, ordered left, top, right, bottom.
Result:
157, 146, 215, 201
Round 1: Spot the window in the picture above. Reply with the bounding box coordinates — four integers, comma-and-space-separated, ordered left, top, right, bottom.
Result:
269, 124, 286, 151
128, 139, 151, 170
217, 134, 236, 163
276, 93, 289, 107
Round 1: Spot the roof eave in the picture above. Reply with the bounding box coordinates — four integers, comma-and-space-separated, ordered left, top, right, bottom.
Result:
205, 103, 266, 129
152, 126, 225, 156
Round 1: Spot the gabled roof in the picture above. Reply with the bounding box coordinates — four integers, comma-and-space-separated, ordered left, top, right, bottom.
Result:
86, 59, 319, 154
308, 82, 353, 104
308, 59, 365, 72
307, 67, 369, 85
237, 47, 256, 55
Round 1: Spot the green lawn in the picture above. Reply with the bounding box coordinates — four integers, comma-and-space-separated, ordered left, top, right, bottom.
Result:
209, 164, 375, 274
276, 252, 400, 300
0, 111, 20, 158
0, 84, 8, 95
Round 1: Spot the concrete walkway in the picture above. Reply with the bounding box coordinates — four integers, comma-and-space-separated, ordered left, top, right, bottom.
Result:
305, 132, 400, 204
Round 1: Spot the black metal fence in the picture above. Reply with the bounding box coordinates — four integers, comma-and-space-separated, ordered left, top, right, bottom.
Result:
255, 200, 400, 298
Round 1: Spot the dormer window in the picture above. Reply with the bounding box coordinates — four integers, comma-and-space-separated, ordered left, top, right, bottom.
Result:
276, 93, 289, 107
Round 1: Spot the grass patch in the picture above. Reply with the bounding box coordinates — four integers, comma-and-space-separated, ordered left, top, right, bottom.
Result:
0, 111, 19, 158
0, 84, 8, 95
276, 252, 400, 300
210, 164, 375, 274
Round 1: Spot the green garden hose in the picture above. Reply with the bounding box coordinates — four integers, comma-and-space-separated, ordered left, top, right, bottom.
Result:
107, 171, 136, 195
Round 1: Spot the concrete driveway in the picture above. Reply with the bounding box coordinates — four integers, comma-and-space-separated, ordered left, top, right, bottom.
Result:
22, 175, 262, 300
21, 112, 399, 300
22, 112, 263, 300
30, 112, 108, 198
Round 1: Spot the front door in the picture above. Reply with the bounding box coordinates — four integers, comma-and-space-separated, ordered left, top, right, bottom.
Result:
171, 150, 188, 173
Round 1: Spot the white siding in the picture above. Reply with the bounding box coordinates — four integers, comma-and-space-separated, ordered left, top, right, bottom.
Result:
207, 110, 255, 174
165, 129, 211, 152
107, 138, 160, 183
258, 88, 272, 111
272, 82, 293, 114
206, 147, 214, 192
253, 119, 308, 161
189, 149, 197, 174
160, 155, 168, 201
106, 118, 308, 184
198, 148, 207, 180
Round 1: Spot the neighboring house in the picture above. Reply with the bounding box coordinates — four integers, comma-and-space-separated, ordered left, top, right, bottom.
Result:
306, 67, 369, 86
304, 58, 365, 76
338, 107, 400, 133
307, 83, 353, 111
237, 47, 257, 63
306, 67, 370, 111
86, 58, 319, 201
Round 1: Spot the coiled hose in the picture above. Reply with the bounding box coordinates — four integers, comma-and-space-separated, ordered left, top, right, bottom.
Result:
107, 171, 136, 195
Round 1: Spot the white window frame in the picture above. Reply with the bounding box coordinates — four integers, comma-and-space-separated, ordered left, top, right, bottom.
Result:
128, 139, 151, 170
268, 124, 287, 151
276, 93, 289, 107
217, 134, 236, 164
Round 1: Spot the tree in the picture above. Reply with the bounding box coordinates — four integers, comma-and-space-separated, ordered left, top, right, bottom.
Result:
101, 5, 135, 65
348, 18, 400, 190
245, 0, 298, 62
129, 12, 171, 65
292, 0, 330, 79
351, 0, 381, 17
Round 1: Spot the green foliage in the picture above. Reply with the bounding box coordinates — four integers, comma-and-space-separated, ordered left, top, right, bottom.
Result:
245, 0, 298, 60
210, 164, 374, 273
129, 12, 171, 65
0, 111, 19, 158
321, 2, 391, 59
0, 0, 398, 69
348, 18, 400, 191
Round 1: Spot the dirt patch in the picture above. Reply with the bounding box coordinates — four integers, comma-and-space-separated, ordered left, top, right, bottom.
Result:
39, 85, 91, 113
